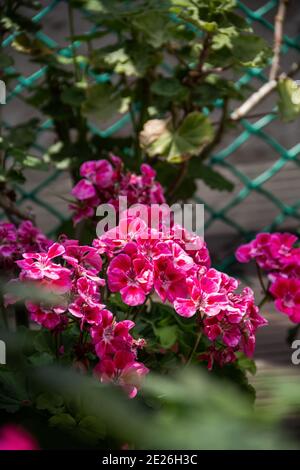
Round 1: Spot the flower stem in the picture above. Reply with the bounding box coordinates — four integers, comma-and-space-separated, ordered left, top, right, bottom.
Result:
68, 3, 80, 82
258, 293, 271, 308
186, 330, 202, 367
256, 262, 268, 295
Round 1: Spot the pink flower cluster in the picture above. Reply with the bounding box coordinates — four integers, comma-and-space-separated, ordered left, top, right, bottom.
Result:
236, 232, 300, 323
15, 240, 148, 397
70, 156, 165, 225
13, 206, 266, 383
93, 207, 266, 368
0, 220, 51, 270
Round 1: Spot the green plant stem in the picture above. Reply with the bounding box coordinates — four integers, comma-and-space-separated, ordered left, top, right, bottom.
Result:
258, 293, 271, 308
68, 3, 80, 82
186, 330, 202, 367
167, 160, 188, 203
131, 304, 145, 322
0, 297, 8, 330
199, 98, 229, 161
256, 262, 268, 296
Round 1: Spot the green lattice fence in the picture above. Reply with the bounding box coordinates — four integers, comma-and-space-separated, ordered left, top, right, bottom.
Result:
1, 0, 300, 269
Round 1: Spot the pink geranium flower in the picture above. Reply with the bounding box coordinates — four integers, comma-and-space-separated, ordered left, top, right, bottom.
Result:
17, 243, 72, 293
174, 268, 228, 318
80, 159, 115, 188
71, 179, 97, 200
70, 158, 166, 225
107, 253, 153, 306
17, 220, 52, 253
153, 257, 187, 303
94, 350, 149, 398
91, 311, 135, 357
26, 302, 67, 331
270, 277, 300, 323
0, 221, 51, 269
236, 232, 298, 271
154, 240, 194, 273
203, 287, 267, 358
62, 242, 103, 273
198, 346, 237, 371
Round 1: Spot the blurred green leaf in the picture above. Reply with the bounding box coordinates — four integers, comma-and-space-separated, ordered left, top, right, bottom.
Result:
278, 78, 300, 122
155, 325, 178, 349
151, 78, 188, 99
49, 413, 77, 430
36, 392, 65, 414
82, 83, 128, 121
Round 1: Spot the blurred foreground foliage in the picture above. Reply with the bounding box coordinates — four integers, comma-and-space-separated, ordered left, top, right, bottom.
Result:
0, 327, 299, 450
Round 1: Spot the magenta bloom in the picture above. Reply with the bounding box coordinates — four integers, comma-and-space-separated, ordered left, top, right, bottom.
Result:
203, 287, 267, 358
0, 220, 51, 270
236, 232, 298, 271
270, 277, 300, 323
237, 231, 300, 326
91, 310, 135, 357
26, 302, 68, 331
174, 268, 228, 318
80, 159, 114, 188
17, 243, 72, 293
13, 233, 149, 394
153, 257, 187, 303
0, 425, 39, 450
71, 179, 97, 200
94, 350, 149, 398
198, 346, 237, 371
70, 157, 165, 225
107, 253, 153, 306
62, 241, 103, 276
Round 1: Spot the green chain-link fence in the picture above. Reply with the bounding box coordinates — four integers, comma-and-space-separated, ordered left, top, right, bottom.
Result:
1, 0, 300, 269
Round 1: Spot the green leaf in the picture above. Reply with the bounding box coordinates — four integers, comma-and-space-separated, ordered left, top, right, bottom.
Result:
6, 169, 26, 184
231, 34, 271, 67
140, 112, 213, 162
34, 330, 55, 355
236, 353, 257, 376
212, 27, 238, 50
0, 370, 29, 413
49, 413, 77, 430
23, 155, 48, 170
131, 11, 175, 48
78, 416, 106, 443
61, 86, 85, 107
8, 119, 39, 148
57, 55, 88, 66
92, 44, 160, 77
82, 83, 127, 121
189, 160, 234, 192
277, 78, 300, 122
36, 392, 65, 414
66, 30, 108, 42
151, 78, 188, 100
29, 352, 55, 367
155, 325, 178, 349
